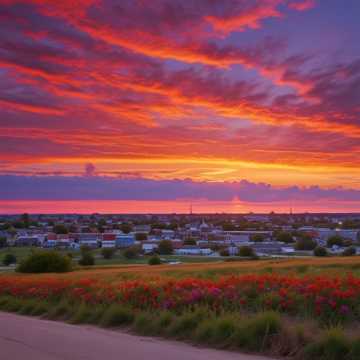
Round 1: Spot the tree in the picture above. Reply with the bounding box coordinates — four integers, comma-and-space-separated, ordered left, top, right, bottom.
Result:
238, 246, 255, 257
342, 247, 356, 256
53, 224, 69, 234
219, 248, 229, 256
250, 234, 264, 242
122, 246, 140, 259
276, 231, 294, 243
101, 247, 116, 259
0, 236, 7, 248
21, 213, 30, 227
158, 240, 173, 255
78, 252, 95, 266
120, 223, 133, 234
135, 233, 147, 241
78, 245, 95, 265
17, 251, 72, 273
2, 253, 16, 266
148, 255, 161, 265
183, 238, 196, 245
314, 246, 328, 257
327, 235, 344, 248
295, 235, 317, 250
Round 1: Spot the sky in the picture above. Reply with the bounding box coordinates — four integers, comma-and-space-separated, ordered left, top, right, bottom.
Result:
0, 0, 359, 213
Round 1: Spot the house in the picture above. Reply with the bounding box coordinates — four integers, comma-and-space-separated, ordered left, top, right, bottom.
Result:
134, 224, 151, 233
78, 233, 99, 248
116, 233, 135, 248
175, 245, 212, 256
101, 233, 116, 248
15, 236, 40, 246
142, 241, 158, 253
251, 242, 283, 255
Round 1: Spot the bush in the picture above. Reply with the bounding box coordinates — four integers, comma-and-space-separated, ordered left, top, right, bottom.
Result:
100, 304, 134, 327
295, 236, 317, 251
238, 246, 255, 257
219, 248, 229, 256
158, 240, 173, 255
303, 328, 350, 360
327, 235, 344, 248
314, 246, 328, 257
168, 311, 202, 337
349, 338, 360, 360
276, 231, 294, 243
148, 255, 161, 265
133, 312, 154, 335
16, 251, 72, 273
101, 247, 116, 259
2, 253, 16, 266
78, 252, 95, 266
250, 234, 264, 242
342, 247, 356, 256
71, 303, 93, 324
153, 312, 174, 335
213, 317, 236, 344
135, 233, 147, 241
122, 246, 140, 259
233, 312, 281, 351
195, 320, 215, 343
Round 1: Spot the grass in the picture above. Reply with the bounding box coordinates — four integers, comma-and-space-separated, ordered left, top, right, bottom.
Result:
0, 294, 360, 360
1, 255, 360, 359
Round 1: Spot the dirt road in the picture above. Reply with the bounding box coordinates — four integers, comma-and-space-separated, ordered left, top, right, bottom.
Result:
0, 312, 274, 360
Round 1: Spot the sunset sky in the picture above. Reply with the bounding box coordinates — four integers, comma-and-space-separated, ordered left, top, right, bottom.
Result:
1, 0, 359, 213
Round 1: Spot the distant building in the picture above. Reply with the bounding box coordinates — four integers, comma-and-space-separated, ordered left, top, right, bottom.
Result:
116, 233, 135, 248
15, 236, 40, 247
175, 245, 212, 256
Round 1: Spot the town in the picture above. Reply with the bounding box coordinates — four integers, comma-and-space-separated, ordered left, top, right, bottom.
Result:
1, 212, 360, 263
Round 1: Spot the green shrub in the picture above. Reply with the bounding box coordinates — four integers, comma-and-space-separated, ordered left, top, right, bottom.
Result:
195, 320, 215, 343
18, 299, 38, 315
2, 253, 16, 266
167, 309, 206, 338
101, 247, 116, 259
327, 235, 344, 248
122, 246, 140, 259
219, 249, 229, 256
349, 338, 360, 360
238, 246, 255, 257
342, 247, 356, 256
16, 251, 72, 273
153, 312, 174, 334
0, 296, 11, 310
213, 317, 236, 344
233, 312, 281, 351
100, 304, 134, 327
78, 252, 95, 266
48, 299, 73, 319
158, 240, 173, 255
133, 312, 154, 335
31, 301, 50, 316
303, 328, 350, 360
71, 303, 93, 324
5, 298, 23, 312
148, 255, 161, 265
314, 246, 328, 257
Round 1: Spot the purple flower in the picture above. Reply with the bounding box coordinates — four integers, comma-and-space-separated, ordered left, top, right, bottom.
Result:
339, 304, 350, 315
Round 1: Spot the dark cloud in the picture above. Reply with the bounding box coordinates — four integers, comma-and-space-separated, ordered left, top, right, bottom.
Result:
1, 175, 360, 202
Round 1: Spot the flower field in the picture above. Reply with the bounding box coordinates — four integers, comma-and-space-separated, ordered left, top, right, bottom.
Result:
1, 268, 360, 359
1, 273, 360, 324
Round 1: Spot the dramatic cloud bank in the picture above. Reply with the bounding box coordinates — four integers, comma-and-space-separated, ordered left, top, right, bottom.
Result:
1, 175, 360, 203
0, 1, 359, 207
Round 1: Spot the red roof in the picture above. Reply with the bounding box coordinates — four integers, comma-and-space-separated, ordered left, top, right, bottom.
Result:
103, 233, 116, 240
